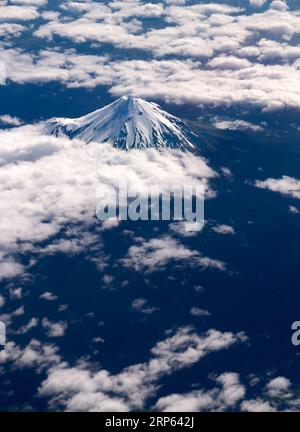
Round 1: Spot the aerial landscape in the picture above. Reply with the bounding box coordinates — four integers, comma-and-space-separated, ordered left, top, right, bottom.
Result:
0, 0, 300, 414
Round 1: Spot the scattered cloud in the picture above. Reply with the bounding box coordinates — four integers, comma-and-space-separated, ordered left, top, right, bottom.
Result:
0, 305, 25, 329
0, 22, 25, 37
9, 287, 23, 300
289, 205, 299, 214
241, 398, 275, 412
131, 298, 159, 315
0, 1, 299, 111
0, 0, 299, 414
190, 307, 211, 317
100, 217, 120, 231
0, 260, 25, 281
121, 235, 225, 273
255, 176, 300, 199
155, 372, 300, 412
15, 317, 39, 335
11, 0, 47, 6
213, 119, 263, 132
38, 326, 246, 411
169, 221, 204, 237
0, 126, 213, 280
42, 318, 67, 337
249, 0, 267, 8
0, 338, 60, 370
220, 167, 233, 178
0, 115, 23, 126
40, 292, 58, 301
121, 236, 198, 272
270, 1, 289, 12
266, 376, 291, 398
212, 224, 235, 235
0, 5, 39, 21
154, 372, 246, 411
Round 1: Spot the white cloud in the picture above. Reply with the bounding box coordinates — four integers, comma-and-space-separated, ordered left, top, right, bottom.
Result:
213, 119, 263, 132
169, 221, 204, 237
111, 60, 300, 111
32, 3, 300, 56
11, 0, 47, 5
121, 235, 225, 273
101, 217, 120, 230
8, 288, 24, 301
154, 389, 217, 412
0, 305, 25, 329
0, 125, 215, 281
217, 373, 246, 406
270, 1, 289, 12
208, 55, 252, 70
164, 0, 185, 4
0, 125, 212, 243
121, 236, 198, 272
190, 307, 211, 317
40, 292, 58, 301
195, 256, 226, 271
289, 205, 299, 214
0, 22, 25, 37
41, 10, 60, 20
154, 372, 246, 411
36, 231, 101, 256
255, 39, 300, 62
241, 398, 275, 412
0, 1, 299, 112
13, 305, 25, 316
212, 224, 235, 235
15, 317, 39, 334
0, 5, 39, 21
42, 318, 67, 337
0, 260, 24, 281
220, 167, 233, 178
240, 375, 296, 412
0, 338, 60, 370
266, 376, 291, 398
249, 0, 267, 7
0, 114, 23, 126
255, 176, 300, 199
38, 326, 246, 411
131, 298, 159, 314
155, 372, 300, 412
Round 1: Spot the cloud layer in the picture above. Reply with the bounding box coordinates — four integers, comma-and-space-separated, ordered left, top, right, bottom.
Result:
0, 124, 214, 279
0, 0, 299, 111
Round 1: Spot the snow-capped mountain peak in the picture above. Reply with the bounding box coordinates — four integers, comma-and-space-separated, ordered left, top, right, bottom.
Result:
44, 95, 195, 150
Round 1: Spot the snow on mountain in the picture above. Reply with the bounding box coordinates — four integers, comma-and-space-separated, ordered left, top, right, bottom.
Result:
43, 95, 195, 150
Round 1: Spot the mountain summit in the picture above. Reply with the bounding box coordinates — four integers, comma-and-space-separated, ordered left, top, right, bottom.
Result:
44, 95, 195, 150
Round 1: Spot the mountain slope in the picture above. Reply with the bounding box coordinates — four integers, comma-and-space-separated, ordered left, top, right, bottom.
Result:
43, 96, 195, 150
